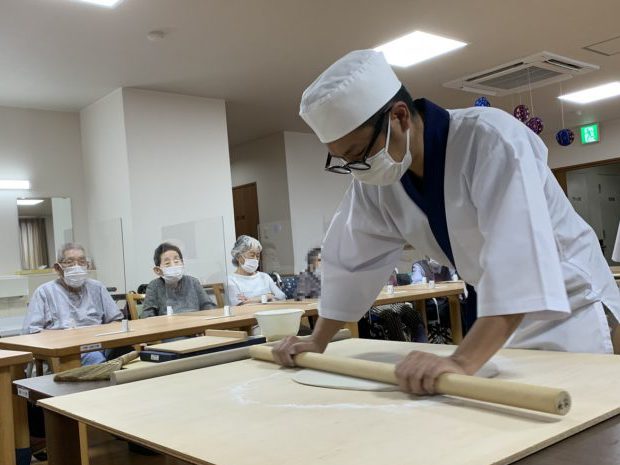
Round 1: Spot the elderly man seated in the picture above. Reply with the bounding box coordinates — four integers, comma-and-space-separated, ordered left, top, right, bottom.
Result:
22, 242, 122, 365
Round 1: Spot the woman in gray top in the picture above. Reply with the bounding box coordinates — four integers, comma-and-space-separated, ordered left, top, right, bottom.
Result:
141, 243, 216, 318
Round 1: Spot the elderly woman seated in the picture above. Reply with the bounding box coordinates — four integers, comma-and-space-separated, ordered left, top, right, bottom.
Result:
227, 235, 286, 306
141, 242, 216, 318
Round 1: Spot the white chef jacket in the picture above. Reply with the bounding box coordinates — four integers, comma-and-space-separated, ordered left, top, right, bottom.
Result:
319, 99, 620, 353
613, 221, 620, 263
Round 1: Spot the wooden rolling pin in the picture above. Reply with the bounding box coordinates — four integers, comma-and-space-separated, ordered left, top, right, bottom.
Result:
249, 345, 571, 415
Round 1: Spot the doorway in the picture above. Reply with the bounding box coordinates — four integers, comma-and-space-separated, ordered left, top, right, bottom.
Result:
553, 158, 620, 264
232, 182, 260, 240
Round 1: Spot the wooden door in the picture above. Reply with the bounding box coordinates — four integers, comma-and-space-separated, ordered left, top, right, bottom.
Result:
232, 183, 259, 240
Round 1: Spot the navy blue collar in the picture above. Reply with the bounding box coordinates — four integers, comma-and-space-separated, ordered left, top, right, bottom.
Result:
399, 98, 454, 266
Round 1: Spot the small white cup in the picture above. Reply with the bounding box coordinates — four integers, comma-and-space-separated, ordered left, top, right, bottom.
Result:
224, 305, 231, 317
428, 280, 436, 289
166, 305, 174, 316
386, 284, 394, 295
421, 277, 428, 285
260, 294, 268, 304
121, 319, 129, 332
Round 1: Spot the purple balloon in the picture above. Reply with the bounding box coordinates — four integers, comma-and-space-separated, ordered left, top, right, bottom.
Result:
513, 104, 530, 122
526, 117, 544, 134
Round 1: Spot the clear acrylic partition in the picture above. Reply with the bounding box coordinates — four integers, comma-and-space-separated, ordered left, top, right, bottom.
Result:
90, 218, 127, 294
161, 216, 230, 293
258, 219, 295, 275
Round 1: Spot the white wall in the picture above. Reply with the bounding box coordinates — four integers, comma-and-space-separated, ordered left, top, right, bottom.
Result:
283, 132, 351, 272
229, 133, 294, 274
51, 197, 74, 254
121, 89, 236, 290
0, 106, 87, 274
80, 89, 132, 292
545, 117, 620, 169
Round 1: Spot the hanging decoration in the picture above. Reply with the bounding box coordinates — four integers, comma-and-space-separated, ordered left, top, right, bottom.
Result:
474, 96, 491, 107
555, 128, 575, 146
526, 117, 544, 134
513, 104, 530, 122
555, 82, 574, 146
523, 69, 543, 134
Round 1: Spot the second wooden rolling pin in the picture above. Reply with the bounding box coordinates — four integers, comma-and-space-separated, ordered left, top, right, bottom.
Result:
248, 345, 571, 415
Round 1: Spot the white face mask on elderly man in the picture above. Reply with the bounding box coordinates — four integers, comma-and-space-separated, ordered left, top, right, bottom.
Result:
351, 121, 412, 186
63, 265, 89, 288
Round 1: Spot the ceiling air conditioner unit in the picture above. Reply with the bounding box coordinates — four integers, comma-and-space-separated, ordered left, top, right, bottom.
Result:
444, 51, 598, 96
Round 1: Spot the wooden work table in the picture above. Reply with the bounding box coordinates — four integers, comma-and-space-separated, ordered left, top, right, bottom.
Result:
37, 339, 620, 465
0, 350, 33, 465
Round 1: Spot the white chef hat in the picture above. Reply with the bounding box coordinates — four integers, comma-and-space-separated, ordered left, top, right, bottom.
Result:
299, 50, 401, 143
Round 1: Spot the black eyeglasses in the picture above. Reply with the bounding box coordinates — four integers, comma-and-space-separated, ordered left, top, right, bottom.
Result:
324, 105, 392, 174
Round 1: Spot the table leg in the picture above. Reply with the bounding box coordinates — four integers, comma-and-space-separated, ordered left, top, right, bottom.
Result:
35, 359, 44, 377
449, 296, 463, 344
44, 410, 89, 465
49, 354, 81, 373
413, 299, 428, 333
11, 366, 30, 452
0, 367, 16, 465
344, 322, 359, 338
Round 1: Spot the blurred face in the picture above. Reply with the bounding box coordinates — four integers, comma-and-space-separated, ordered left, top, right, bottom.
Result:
154, 250, 183, 276
309, 255, 321, 272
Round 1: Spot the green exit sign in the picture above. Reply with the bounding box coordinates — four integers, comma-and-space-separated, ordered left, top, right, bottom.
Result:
580, 123, 600, 144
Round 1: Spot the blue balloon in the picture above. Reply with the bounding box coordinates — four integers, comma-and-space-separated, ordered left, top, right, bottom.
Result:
474, 96, 491, 107
555, 128, 575, 146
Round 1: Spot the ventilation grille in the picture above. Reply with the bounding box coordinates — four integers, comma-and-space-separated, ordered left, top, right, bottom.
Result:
444, 52, 598, 96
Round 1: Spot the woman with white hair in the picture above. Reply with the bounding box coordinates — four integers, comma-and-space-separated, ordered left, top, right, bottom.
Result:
227, 235, 286, 306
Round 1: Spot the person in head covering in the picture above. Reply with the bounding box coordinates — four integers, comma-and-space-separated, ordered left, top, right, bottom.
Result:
272, 49, 620, 395
227, 235, 286, 306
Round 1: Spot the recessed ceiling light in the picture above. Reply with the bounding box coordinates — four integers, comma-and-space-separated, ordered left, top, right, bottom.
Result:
559, 81, 620, 104
0, 180, 30, 190
17, 199, 44, 206
375, 31, 467, 68
74, 0, 124, 8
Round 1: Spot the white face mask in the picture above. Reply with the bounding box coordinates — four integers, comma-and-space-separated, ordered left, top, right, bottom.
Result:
162, 265, 184, 284
351, 121, 412, 186
241, 258, 259, 274
63, 265, 88, 288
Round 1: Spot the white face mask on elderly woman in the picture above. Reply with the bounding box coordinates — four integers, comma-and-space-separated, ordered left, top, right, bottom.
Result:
351, 121, 412, 186
241, 258, 259, 274
162, 265, 184, 284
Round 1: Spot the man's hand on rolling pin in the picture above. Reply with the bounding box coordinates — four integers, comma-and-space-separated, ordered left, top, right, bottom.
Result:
272, 336, 326, 367
395, 351, 467, 395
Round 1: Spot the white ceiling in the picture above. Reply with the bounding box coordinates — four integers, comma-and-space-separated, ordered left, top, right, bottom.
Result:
1, 0, 620, 146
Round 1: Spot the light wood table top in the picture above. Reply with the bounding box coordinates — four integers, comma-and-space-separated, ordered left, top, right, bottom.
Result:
374, 281, 464, 304
39, 338, 620, 465
0, 349, 32, 368
0, 285, 465, 365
